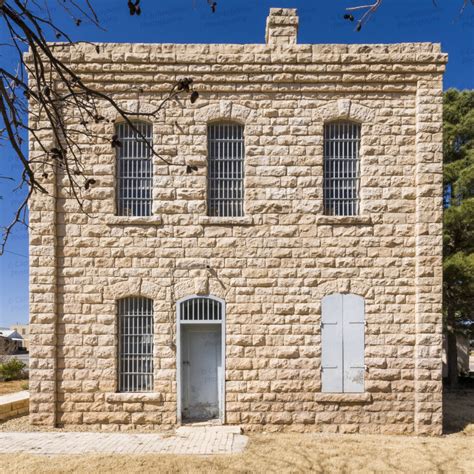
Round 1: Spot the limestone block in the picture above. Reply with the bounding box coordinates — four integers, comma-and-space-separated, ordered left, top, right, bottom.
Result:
194, 277, 209, 295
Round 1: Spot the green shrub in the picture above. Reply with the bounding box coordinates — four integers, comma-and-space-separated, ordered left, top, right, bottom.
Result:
0, 358, 26, 381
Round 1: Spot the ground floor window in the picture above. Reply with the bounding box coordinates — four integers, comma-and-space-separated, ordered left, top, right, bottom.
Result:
118, 296, 154, 392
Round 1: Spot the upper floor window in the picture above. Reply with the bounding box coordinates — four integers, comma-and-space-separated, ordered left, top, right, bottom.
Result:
323, 122, 361, 216
207, 122, 244, 217
118, 297, 154, 392
116, 121, 153, 217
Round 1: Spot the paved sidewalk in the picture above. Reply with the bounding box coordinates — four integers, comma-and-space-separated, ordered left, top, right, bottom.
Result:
0, 425, 247, 455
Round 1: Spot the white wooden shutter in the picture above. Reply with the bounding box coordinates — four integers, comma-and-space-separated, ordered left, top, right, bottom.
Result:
342, 293, 365, 393
321, 293, 343, 392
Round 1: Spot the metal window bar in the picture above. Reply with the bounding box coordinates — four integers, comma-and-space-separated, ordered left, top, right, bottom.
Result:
207, 123, 244, 217
323, 122, 361, 216
116, 122, 153, 216
118, 297, 154, 392
180, 297, 222, 322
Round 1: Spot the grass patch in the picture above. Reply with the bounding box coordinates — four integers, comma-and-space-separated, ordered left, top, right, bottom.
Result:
0, 358, 26, 381
0, 379, 27, 395
0, 432, 472, 473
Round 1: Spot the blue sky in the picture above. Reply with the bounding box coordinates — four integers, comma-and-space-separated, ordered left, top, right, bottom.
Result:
0, 0, 473, 327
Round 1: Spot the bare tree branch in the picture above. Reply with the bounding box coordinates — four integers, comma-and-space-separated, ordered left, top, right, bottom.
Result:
345, 0, 473, 31
460, 0, 474, 14
345, 0, 383, 30
0, 1, 204, 253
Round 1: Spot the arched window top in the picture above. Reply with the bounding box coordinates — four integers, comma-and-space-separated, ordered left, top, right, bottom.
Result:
116, 121, 153, 217
325, 118, 361, 126
115, 121, 153, 158
321, 292, 364, 321
117, 295, 154, 311
208, 121, 244, 139
208, 118, 244, 126
178, 295, 224, 322
115, 117, 152, 126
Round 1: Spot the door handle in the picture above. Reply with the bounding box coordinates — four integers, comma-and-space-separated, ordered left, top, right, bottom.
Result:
183, 360, 190, 366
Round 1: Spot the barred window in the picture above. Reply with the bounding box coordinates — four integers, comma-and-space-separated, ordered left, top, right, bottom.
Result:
118, 297, 154, 392
323, 122, 361, 216
179, 296, 223, 322
116, 121, 153, 216
208, 122, 244, 217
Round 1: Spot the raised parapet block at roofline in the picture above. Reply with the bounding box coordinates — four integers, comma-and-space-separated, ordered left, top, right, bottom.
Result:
266, 8, 299, 45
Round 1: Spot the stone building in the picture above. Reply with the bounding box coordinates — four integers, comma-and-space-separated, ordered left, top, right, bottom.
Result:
28, 9, 447, 435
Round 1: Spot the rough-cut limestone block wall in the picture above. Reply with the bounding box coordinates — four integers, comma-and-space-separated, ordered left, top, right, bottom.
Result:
28, 38, 446, 434
414, 77, 444, 435
28, 108, 58, 427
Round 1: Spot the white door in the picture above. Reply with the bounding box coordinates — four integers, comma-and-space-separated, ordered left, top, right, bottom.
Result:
182, 325, 221, 420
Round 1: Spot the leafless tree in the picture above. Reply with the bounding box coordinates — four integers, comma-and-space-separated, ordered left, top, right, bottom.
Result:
0, 1, 210, 254
345, 0, 474, 31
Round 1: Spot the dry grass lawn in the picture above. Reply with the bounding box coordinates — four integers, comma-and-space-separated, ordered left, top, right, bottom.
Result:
0, 380, 27, 395
1, 432, 472, 473
1, 389, 472, 473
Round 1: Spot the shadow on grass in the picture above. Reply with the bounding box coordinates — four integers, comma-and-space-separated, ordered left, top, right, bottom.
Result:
443, 377, 474, 434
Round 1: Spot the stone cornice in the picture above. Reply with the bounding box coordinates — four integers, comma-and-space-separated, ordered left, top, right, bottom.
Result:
35, 42, 447, 66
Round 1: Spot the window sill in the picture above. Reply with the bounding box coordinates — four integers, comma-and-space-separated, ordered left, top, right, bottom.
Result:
199, 216, 254, 226
105, 216, 163, 226
316, 215, 373, 225
314, 393, 372, 403
105, 392, 163, 403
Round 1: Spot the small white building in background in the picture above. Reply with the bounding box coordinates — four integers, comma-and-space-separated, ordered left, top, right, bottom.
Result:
0, 329, 24, 349
9, 324, 29, 351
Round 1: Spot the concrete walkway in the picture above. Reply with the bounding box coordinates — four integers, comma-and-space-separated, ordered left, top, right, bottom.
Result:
0, 425, 248, 455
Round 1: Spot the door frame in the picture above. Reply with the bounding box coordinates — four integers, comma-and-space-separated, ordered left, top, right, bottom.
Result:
176, 295, 226, 424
